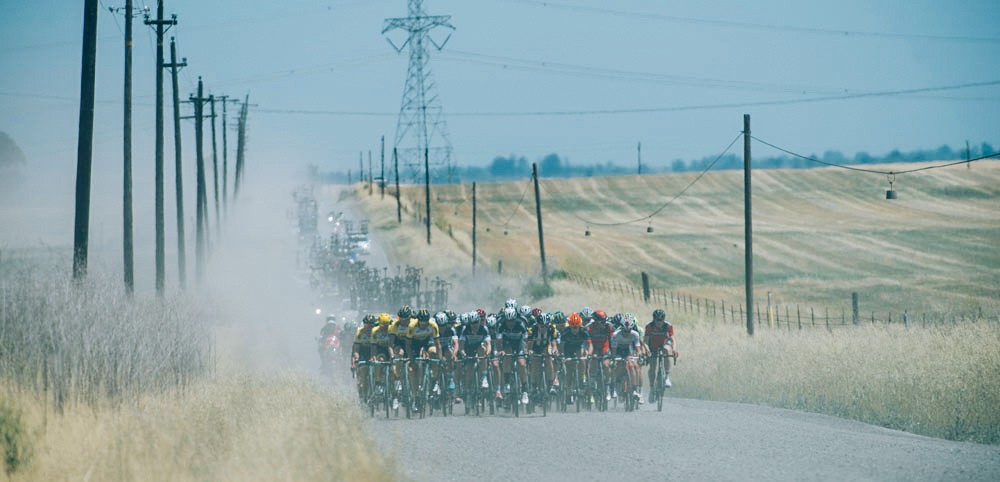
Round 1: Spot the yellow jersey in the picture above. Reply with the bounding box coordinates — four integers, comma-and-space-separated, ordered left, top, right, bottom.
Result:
406, 319, 440, 341
371, 325, 392, 347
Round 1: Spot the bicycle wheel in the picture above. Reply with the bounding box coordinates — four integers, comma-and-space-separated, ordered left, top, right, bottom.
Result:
512, 368, 520, 418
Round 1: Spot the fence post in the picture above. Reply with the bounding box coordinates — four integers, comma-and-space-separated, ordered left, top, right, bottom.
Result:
826, 308, 831, 331
722, 300, 727, 323
739, 304, 744, 322
797, 305, 802, 330
811, 307, 815, 326
852, 292, 860, 325
498, 259, 503, 274
871, 311, 875, 324
641, 272, 650, 303
903, 310, 910, 328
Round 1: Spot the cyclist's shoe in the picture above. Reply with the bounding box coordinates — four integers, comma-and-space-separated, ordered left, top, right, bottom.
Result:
521, 392, 529, 405
411, 401, 420, 413
481, 376, 489, 389
607, 388, 613, 401
392, 398, 400, 411
549, 385, 557, 394
433, 382, 440, 394
664, 376, 672, 388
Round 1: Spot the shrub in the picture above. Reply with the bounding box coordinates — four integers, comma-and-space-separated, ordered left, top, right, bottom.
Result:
0, 399, 30, 475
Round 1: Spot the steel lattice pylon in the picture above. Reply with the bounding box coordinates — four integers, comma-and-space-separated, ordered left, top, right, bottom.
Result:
383, 0, 455, 183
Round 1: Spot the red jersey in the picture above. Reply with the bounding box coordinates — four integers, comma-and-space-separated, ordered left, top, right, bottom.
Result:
644, 321, 674, 351
587, 322, 614, 354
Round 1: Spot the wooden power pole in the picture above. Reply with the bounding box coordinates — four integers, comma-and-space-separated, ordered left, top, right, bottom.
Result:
73, 0, 99, 282
532, 162, 547, 283
166, 37, 187, 288
121, 0, 135, 295
743, 114, 755, 336
144, 1, 176, 295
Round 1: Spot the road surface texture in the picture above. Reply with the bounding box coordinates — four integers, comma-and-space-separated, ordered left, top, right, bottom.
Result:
314, 189, 999, 482
365, 396, 999, 482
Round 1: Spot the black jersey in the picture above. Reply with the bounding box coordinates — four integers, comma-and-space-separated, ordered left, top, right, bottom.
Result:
459, 324, 491, 353
559, 326, 591, 357
495, 318, 528, 353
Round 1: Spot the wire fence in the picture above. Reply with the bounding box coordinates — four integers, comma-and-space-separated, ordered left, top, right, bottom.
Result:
563, 271, 998, 329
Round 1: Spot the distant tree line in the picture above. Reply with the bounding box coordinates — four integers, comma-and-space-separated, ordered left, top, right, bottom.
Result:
315, 141, 995, 184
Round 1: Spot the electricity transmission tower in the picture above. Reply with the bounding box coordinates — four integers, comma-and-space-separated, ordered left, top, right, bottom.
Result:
383, 0, 455, 183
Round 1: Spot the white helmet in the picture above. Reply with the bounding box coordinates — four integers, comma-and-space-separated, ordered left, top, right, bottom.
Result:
504, 298, 518, 309
518, 305, 532, 317
486, 314, 498, 327
435, 312, 448, 325
503, 307, 517, 320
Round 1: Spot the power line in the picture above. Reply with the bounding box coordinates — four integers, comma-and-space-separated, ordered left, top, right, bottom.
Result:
751, 136, 1000, 175
440, 50, 846, 95
540, 132, 743, 226
498, 0, 1000, 44
252, 79, 1000, 117
493, 179, 534, 230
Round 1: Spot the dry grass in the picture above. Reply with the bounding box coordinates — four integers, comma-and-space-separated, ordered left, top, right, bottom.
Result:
673, 321, 1000, 444
358, 161, 1000, 317
0, 257, 397, 480
3, 375, 395, 482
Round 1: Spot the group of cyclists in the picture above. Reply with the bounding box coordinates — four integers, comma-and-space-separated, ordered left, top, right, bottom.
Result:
343, 299, 678, 416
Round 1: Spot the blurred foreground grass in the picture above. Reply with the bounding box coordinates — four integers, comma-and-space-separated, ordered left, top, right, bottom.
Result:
0, 262, 395, 481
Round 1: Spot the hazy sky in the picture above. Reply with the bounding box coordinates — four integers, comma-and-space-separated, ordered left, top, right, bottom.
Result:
2, 0, 998, 183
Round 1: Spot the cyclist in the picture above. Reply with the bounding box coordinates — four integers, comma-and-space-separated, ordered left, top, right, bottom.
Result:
527, 311, 560, 395
317, 315, 341, 373
370, 313, 394, 402
552, 310, 568, 333
352, 314, 377, 401
388, 306, 414, 410
611, 318, 643, 402
558, 312, 593, 404
495, 306, 530, 405
406, 308, 441, 412
587, 309, 615, 400
435, 311, 460, 396
579, 306, 595, 326
458, 311, 492, 394
644, 308, 676, 401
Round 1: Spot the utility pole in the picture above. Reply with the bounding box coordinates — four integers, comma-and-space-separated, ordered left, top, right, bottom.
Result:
532, 162, 547, 283
210, 96, 220, 231
368, 149, 373, 195
189, 78, 209, 283
966, 139, 971, 169
472, 181, 477, 276
73, 0, 99, 282
112, 0, 144, 294
424, 147, 431, 245
637, 141, 642, 175
394, 147, 401, 223
217, 95, 235, 216
233, 95, 248, 199
359, 152, 364, 185
165, 37, 187, 288
380, 135, 386, 198
743, 114, 755, 336
145, 1, 176, 295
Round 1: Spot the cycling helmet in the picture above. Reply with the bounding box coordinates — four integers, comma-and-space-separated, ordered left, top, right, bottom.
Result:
416, 308, 430, 321
486, 314, 498, 328
580, 307, 594, 320
378, 313, 392, 324
553, 311, 566, 323
325, 315, 337, 324
503, 307, 517, 321
518, 305, 532, 317
363, 314, 378, 325
622, 319, 635, 331
567, 313, 583, 327
446, 310, 458, 322
593, 310, 607, 322
398, 305, 413, 319
653, 308, 666, 321
531, 307, 543, 318
476, 308, 487, 320
610, 313, 623, 324
435, 312, 448, 325
459, 312, 469, 325
542, 312, 554, 324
